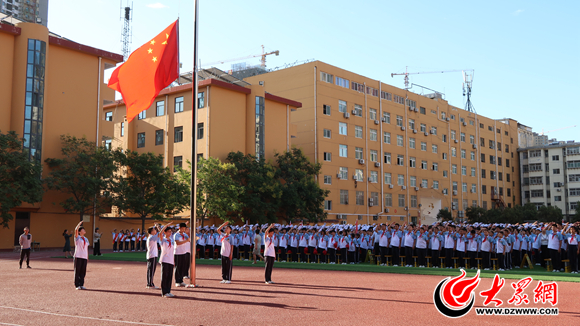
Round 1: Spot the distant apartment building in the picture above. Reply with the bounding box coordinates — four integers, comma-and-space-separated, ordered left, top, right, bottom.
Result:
244, 61, 521, 225
0, 0, 48, 26
519, 141, 580, 219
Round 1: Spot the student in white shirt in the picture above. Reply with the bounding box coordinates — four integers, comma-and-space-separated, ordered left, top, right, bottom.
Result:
146, 223, 171, 289
264, 224, 276, 284
160, 224, 176, 297
73, 221, 89, 290
173, 223, 190, 287
217, 221, 233, 283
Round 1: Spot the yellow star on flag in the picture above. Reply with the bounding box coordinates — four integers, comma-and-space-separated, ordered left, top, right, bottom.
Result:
152, 57, 157, 62
150, 40, 156, 45
147, 48, 152, 54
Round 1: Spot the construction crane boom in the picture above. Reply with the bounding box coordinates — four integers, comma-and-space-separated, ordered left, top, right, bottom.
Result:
540, 125, 577, 135
391, 66, 473, 89
202, 45, 279, 68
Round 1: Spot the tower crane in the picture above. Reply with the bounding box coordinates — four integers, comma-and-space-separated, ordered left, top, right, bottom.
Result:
202, 45, 279, 68
391, 67, 475, 112
540, 125, 577, 136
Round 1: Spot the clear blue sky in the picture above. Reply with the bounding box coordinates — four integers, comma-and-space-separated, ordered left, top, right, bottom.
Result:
49, 0, 579, 141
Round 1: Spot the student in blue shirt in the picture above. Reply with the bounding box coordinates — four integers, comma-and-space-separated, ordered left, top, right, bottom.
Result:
565, 225, 579, 273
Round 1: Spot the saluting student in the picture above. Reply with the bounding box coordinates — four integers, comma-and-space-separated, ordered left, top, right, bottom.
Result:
264, 224, 276, 284
147, 222, 171, 289
73, 221, 89, 290
159, 224, 176, 298
174, 223, 190, 287
217, 221, 233, 283
566, 226, 579, 274
112, 229, 119, 252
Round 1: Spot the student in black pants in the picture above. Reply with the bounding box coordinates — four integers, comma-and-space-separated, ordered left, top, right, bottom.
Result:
567, 226, 579, 273
264, 224, 276, 284
160, 224, 176, 297
73, 221, 89, 290
146, 223, 171, 289
217, 222, 233, 283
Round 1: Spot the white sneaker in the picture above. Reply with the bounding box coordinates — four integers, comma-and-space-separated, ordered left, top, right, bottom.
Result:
75, 287, 81, 290
225, 281, 231, 284
176, 283, 186, 287
80, 286, 86, 290
163, 293, 175, 298
220, 280, 226, 283
393, 265, 398, 267
484, 268, 490, 271
184, 276, 190, 279
499, 269, 505, 271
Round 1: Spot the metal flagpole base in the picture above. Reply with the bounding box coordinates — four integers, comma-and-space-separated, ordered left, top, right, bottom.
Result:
186, 284, 201, 288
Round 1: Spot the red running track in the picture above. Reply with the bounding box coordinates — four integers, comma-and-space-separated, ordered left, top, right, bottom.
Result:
0, 255, 578, 325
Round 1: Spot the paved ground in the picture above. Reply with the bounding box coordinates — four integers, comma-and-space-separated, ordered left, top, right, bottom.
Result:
0, 252, 578, 325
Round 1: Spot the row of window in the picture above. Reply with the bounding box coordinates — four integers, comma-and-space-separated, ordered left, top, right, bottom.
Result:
106, 94, 205, 122
135, 124, 203, 148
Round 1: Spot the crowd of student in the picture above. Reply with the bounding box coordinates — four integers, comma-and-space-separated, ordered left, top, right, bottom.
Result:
193, 221, 580, 274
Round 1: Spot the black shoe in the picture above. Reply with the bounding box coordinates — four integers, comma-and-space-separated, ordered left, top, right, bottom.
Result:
27, 266, 31, 269
19, 266, 22, 269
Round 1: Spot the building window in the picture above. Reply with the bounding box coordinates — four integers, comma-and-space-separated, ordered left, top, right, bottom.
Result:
22, 39, 46, 163
356, 191, 364, 205
355, 169, 363, 182
430, 126, 437, 135
353, 104, 363, 117
369, 108, 377, 120
420, 107, 426, 115
198, 92, 205, 108
420, 123, 426, 133
155, 129, 163, 145
461, 149, 466, 159
324, 175, 332, 185
137, 132, 145, 148
451, 147, 456, 157
398, 174, 405, 186
462, 183, 467, 192
409, 157, 416, 168
105, 111, 113, 121
323, 104, 331, 115
396, 115, 403, 127
452, 164, 457, 174
339, 122, 347, 135
443, 171, 448, 178
175, 96, 184, 113
339, 100, 347, 113
421, 160, 427, 170
397, 135, 404, 146
432, 145, 438, 153
482, 169, 486, 178
339, 145, 348, 157
355, 147, 363, 160
432, 162, 438, 171
410, 176, 417, 187
156, 101, 165, 116
197, 123, 204, 139
355, 126, 363, 138
370, 129, 377, 141
453, 182, 458, 191
384, 172, 392, 184
397, 155, 404, 166
552, 155, 560, 161
421, 142, 427, 151
320, 72, 333, 83
324, 200, 332, 211
433, 181, 439, 189
451, 130, 456, 140
255, 96, 265, 160
398, 194, 405, 207
138, 110, 146, 120
383, 112, 391, 123
443, 135, 447, 143
370, 150, 378, 162
409, 138, 415, 149
381, 91, 392, 101
384, 193, 392, 207
470, 135, 474, 144
383, 132, 391, 144
442, 153, 447, 160
471, 151, 475, 160
337, 76, 350, 88
323, 129, 331, 138
384, 152, 391, 164
174, 126, 183, 143
173, 156, 183, 172
323, 152, 332, 162
339, 167, 348, 180
411, 195, 417, 208
370, 171, 378, 183
409, 119, 415, 130
340, 190, 349, 205
121, 122, 125, 137
421, 179, 428, 188
461, 165, 467, 175
471, 167, 476, 177
553, 169, 560, 174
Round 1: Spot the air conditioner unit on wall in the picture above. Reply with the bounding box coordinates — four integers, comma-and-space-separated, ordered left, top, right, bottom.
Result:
352, 110, 357, 115
454, 139, 458, 143
414, 187, 419, 191
389, 184, 394, 189
424, 132, 429, 136
384, 208, 389, 213
473, 144, 477, 149
344, 112, 350, 119
374, 162, 380, 168
359, 159, 365, 165
402, 186, 407, 190
374, 120, 380, 125
401, 127, 406, 131
413, 129, 417, 134
453, 190, 458, 196
381, 117, 387, 122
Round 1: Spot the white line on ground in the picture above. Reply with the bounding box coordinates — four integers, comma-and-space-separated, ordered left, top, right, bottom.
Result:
0, 306, 173, 326
0, 322, 24, 326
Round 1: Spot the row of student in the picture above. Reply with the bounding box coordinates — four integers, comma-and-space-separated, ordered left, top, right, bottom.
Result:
192, 221, 579, 274
111, 229, 148, 252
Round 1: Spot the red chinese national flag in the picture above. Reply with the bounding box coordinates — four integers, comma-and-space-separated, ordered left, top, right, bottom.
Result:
108, 21, 179, 123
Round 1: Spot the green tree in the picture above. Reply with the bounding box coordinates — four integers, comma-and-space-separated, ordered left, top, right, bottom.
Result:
573, 201, 580, 222
227, 151, 282, 224
275, 148, 330, 223
44, 135, 116, 221
536, 205, 563, 223
112, 151, 189, 231
0, 131, 44, 228
501, 206, 525, 224
521, 203, 538, 221
465, 206, 486, 223
436, 208, 452, 222
177, 157, 244, 225
484, 209, 503, 224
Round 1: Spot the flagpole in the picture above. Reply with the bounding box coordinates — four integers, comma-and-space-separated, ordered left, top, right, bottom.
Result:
188, 0, 200, 288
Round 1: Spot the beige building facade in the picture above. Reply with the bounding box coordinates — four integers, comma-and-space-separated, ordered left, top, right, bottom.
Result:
245, 61, 521, 225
